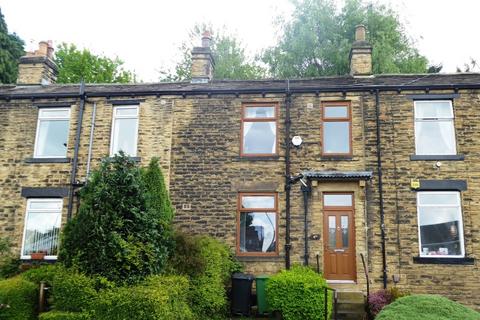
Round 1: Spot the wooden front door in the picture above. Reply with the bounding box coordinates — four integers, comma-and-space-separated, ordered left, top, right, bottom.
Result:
323, 193, 356, 281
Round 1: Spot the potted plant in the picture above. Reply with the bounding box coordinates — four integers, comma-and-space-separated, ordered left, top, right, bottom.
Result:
30, 251, 47, 260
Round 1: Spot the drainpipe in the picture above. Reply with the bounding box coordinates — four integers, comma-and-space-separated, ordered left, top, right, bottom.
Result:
67, 81, 86, 220
375, 90, 388, 289
301, 178, 311, 266
284, 79, 292, 269
85, 101, 97, 182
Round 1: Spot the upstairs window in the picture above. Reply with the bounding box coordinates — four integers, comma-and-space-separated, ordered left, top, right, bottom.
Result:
321, 102, 352, 156
241, 104, 278, 156
417, 192, 465, 258
21, 199, 62, 259
237, 193, 278, 255
414, 100, 456, 155
110, 105, 139, 156
34, 108, 70, 158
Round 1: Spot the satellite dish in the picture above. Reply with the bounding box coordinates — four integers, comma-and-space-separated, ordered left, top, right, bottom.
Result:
292, 136, 303, 147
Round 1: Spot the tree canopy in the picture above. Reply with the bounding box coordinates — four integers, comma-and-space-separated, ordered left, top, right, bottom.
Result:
54, 43, 135, 83
160, 24, 265, 81
0, 8, 25, 84
262, 0, 430, 78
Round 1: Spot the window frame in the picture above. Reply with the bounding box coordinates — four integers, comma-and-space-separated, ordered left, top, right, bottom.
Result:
416, 191, 465, 258
33, 107, 71, 158
321, 102, 352, 157
236, 192, 279, 257
20, 198, 63, 260
240, 103, 279, 157
414, 100, 457, 156
109, 105, 139, 157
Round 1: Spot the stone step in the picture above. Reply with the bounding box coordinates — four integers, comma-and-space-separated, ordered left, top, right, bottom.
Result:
336, 291, 365, 303
334, 310, 366, 320
336, 301, 365, 313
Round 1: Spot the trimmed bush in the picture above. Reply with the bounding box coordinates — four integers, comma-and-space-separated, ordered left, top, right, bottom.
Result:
51, 268, 97, 313
168, 233, 241, 319
266, 265, 332, 320
21, 264, 60, 285
0, 276, 37, 320
39, 311, 91, 320
376, 294, 480, 320
60, 154, 172, 284
93, 275, 193, 320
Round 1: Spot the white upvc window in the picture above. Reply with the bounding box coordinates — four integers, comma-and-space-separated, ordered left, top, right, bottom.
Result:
21, 199, 63, 260
417, 191, 465, 258
110, 105, 139, 156
34, 108, 71, 158
414, 100, 456, 155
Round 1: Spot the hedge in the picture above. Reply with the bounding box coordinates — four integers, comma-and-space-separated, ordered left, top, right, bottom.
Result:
92, 275, 193, 320
0, 276, 37, 320
21, 265, 60, 285
39, 311, 91, 320
266, 265, 332, 320
51, 268, 97, 313
376, 294, 480, 320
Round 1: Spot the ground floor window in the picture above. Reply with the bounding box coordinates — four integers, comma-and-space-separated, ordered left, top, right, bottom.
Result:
417, 191, 465, 257
237, 193, 277, 256
21, 198, 62, 259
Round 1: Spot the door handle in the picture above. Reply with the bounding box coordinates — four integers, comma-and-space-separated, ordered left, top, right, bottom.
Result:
334, 249, 345, 252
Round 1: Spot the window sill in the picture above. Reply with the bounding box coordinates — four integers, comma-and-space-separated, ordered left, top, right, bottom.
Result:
236, 255, 283, 262
318, 157, 354, 161
236, 156, 280, 161
106, 156, 141, 162
410, 155, 465, 161
413, 256, 474, 265
25, 157, 71, 163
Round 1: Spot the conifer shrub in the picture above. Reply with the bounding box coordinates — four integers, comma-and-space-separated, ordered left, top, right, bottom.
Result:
376, 294, 480, 320
266, 265, 332, 320
0, 276, 37, 320
59, 154, 172, 284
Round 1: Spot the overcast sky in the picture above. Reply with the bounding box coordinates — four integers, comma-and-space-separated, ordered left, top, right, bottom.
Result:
1, 0, 479, 82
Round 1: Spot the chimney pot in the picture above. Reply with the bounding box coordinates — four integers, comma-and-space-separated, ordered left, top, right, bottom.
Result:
355, 25, 366, 42
37, 41, 49, 56
201, 31, 212, 48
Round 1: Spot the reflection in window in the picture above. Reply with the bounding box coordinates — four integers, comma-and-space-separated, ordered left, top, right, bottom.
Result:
328, 216, 336, 249
22, 199, 62, 258
238, 194, 277, 255
110, 105, 139, 156
242, 105, 277, 155
414, 100, 456, 155
34, 108, 70, 158
341, 216, 349, 248
322, 104, 351, 155
324, 194, 353, 207
417, 192, 464, 257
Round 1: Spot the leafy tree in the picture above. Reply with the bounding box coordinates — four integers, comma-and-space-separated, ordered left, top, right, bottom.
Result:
160, 24, 265, 81
59, 154, 171, 284
54, 43, 135, 83
0, 8, 25, 83
262, 0, 430, 78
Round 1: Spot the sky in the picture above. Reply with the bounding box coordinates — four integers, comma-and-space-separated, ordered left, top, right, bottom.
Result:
1, 0, 479, 82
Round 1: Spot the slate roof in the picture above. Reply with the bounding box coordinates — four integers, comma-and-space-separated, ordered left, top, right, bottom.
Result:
1, 73, 480, 97
303, 171, 373, 181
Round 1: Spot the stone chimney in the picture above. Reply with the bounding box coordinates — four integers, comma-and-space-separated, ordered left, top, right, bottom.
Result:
349, 25, 372, 77
191, 31, 215, 83
17, 41, 58, 85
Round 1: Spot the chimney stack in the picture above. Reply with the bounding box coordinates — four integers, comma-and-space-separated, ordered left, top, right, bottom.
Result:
17, 41, 58, 85
349, 25, 372, 77
190, 31, 215, 83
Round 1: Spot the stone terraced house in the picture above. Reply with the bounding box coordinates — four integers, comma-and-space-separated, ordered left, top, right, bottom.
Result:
0, 26, 479, 312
